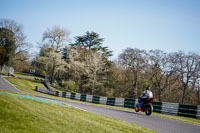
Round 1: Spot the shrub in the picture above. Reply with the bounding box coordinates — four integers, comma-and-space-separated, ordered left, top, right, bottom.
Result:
61, 80, 77, 92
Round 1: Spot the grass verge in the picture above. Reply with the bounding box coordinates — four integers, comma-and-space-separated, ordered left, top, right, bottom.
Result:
4, 77, 200, 125
0, 90, 157, 133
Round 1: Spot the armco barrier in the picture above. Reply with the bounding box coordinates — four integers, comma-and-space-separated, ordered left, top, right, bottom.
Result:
34, 86, 200, 119
124, 98, 135, 108
81, 94, 86, 101
58, 91, 62, 97
107, 98, 115, 106
66, 92, 71, 98
62, 92, 66, 98
178, 104, 197, 118
161, 102, 179, 116
55, 91, 59, 96
99, 96, 107, 104
75, 93, 81, 100
70, 92, 76, 99
92, 96, 100, 104
115, 98, 124, 106
86, 95, 93, 102
152, 102, 162, 113
197, 105, 200, 119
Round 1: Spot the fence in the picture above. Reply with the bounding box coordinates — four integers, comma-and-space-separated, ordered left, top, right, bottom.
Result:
34, 86, 200, 119
0, 65, 14, 75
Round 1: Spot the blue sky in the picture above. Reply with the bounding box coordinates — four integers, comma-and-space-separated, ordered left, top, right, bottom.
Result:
1, 0, 200, 60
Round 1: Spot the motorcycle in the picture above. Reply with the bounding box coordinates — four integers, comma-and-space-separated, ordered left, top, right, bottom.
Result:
135, 97, 154, 116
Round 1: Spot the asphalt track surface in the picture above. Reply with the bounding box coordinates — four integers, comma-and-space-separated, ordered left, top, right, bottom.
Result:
1, 75, 200, 133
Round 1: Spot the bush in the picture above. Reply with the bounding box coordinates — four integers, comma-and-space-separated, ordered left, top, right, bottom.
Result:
51, 82, 62, 90
61, 80, 77, 92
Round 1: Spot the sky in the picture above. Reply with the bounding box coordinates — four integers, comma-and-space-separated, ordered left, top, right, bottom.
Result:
1, 0, 200, 60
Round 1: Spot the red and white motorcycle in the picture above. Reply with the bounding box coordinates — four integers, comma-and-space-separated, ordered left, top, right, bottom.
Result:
135, 97, 154, 116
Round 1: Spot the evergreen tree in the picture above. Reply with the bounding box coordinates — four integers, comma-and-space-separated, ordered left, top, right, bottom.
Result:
0, 28, 16, 66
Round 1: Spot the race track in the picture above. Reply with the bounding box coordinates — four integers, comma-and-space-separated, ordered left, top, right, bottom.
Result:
1, 75, 200, 133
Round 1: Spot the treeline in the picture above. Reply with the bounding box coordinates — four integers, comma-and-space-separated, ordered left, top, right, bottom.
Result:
1, 19, 200, 105
117, 49, 200, 105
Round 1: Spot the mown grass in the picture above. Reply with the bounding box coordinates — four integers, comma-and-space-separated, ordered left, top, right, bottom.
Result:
4, 77, 200, 125
4, 77, 44, 93
0, 90, 157, 133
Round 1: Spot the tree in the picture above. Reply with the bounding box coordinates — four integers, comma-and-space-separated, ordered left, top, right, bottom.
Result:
0, 28, 16, 66
109, 61, 134, 98
35, 49, 66, 83
12, 51, 31, 72
0, 45, 6, 65
83, 50, 108, 94
0, 19, 29, 54
74, 31, 103, 49
147, 50, 177, 101
0, 18, 31, 66
63, 31, 112, 94
72, 31, 112, 57
36, 26, 70, 83
43, 25, 70, 52
172, 51, 200, 104
65, 45, 109, 94
119, 48, 147, 99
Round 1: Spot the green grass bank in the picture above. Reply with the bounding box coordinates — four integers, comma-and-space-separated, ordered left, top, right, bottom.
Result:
4, 76, 200, 125
0, 90, 157, 133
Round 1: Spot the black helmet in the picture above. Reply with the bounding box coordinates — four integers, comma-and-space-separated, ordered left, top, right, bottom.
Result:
146, 86, 150, 90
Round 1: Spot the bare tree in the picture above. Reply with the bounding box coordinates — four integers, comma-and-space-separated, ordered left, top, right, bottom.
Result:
43, 25, 70, 52
172, 51, 200, 104
119, 48, 146, 99
147, 50, 177, 101
195, 79, 200, 104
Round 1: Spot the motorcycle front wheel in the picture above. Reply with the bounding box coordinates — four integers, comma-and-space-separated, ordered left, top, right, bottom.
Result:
135, 103, 139, 112
135, 107, 139, 112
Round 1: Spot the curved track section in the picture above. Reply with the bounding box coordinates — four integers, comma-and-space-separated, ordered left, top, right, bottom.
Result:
1, 75, 200, 133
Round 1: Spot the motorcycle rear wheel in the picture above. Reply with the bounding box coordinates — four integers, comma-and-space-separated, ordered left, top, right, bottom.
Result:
145, 106, 152, 116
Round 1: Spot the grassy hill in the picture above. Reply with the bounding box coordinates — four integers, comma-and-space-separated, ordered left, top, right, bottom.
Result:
0, 90, 157, 133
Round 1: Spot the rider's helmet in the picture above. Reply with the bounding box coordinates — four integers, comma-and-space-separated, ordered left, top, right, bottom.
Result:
146, 86, 150, 90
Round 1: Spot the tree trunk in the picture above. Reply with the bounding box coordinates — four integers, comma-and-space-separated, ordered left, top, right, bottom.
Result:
158, 87, 161, 102
133, 74, 138, 99
51, 63, 55, 84
92, 78, 95, 95
181, 88, 186, 104
157, 83, 162, 102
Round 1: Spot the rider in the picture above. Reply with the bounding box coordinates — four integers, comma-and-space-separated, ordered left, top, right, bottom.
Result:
137, 86, 153, 109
